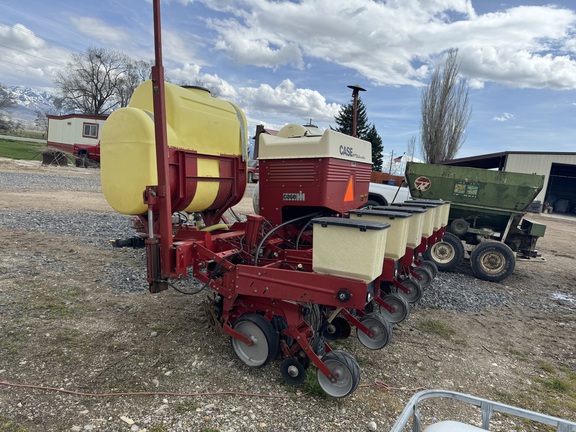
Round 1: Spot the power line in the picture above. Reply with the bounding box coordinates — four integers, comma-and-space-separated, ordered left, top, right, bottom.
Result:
0, 1, 102, 50
0, 43, 67, 67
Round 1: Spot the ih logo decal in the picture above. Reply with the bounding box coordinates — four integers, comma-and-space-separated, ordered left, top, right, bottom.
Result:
414, 176, 431, 191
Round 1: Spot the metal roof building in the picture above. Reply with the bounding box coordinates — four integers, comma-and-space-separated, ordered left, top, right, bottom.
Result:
443, 152, 576, 214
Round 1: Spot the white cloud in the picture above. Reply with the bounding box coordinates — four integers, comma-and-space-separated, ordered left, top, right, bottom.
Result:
0, 23, 70, 88
194, 0, 576, 90
238, 79, 341, 122
70, 17, 130, 45
0, 23, 44, 50
493, 112, 514, 122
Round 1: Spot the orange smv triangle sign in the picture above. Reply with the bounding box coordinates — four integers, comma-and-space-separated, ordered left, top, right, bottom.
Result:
344, 176, 354, 202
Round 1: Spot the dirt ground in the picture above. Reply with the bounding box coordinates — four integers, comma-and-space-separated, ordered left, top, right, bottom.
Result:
0, 159, 575, 432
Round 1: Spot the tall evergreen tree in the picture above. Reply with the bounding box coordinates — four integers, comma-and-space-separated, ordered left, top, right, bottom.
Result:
365, 124, 384, 172
333, 97, 384, 171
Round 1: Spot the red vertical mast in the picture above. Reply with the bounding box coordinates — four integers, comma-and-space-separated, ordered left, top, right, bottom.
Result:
151, 0, 173, 278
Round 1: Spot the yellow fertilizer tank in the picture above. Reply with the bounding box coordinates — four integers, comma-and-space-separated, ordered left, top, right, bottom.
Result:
100, 81, 248, 215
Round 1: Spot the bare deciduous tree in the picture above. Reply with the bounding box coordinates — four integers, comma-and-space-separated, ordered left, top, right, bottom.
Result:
421, 49, 471, 163
117, 60, 154, 108
54, 47, 132, 115
0, 83, 16, 131
407, 135, 416, 160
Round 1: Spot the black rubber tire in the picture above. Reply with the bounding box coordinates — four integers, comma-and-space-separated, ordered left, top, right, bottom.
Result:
411, 265, 433, 289
280, 358, 307, 386
231, 314, 279, 367
470, 241, 516, 282
419, 260, 439, 278
424, 232, 465, 272
450, 218, 469, 236
247, 172, 254, 183
323, 317, 352, 341
379, 293, 410, 324
396, 278, 423, 304
361, 199, 382, 209
356, 313, 393, 350
316, 350, 360, 398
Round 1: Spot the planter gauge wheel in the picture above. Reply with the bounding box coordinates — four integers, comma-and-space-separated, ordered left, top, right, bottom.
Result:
316, 350, 360, 398
231, 314, 279, 367
419, 259, 439, 278
396, 278, 423, 304
356, 313, 393, 350
379, 293, 411, 324
412, 265, 433, 289
323, 316, 352, 340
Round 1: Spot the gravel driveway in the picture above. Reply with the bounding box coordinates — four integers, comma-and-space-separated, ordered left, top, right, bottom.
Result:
0, 159, 574, 432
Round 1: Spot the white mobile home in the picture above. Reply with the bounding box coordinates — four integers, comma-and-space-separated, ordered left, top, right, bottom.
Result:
47, 114, 108, 153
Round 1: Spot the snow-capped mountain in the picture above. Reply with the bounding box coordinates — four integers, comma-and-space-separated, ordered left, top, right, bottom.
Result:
7, 86, 57, 124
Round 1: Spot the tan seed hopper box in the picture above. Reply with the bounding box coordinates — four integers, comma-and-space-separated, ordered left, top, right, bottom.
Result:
311, 217, 389, 282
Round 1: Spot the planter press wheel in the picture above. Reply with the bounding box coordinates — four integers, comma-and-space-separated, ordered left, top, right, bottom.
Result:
396, 278, 423, 304
379, 293, 411, 324
316, 350, 360, 398
280, 358, 307, 386
323, 316, 352, 340
356, 313, 393, 350
231, 314, 279, 367
419, 259, 438, 278
470, 241, 516, 282
411, 265, 433, 289
424, 232, 465, 271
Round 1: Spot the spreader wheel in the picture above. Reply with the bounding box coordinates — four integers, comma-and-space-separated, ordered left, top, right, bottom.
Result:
379, 293, 410, 324
470, 241, 516, 282
231, 314, 278, 367
411, 265, 433, 289
397, 278, 423, 304
323, 316, 352, 340
423, 233, 464, 271
356, 313, 393, 350
316, 350, 360, 398
280, 358, 307, 386
419, 259, 439, 278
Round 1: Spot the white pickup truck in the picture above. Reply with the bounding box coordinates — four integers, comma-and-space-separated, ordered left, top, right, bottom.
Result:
367, 182, 411, 206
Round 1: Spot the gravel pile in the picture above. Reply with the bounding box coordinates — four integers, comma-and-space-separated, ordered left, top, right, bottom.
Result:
0, 171, 102, 192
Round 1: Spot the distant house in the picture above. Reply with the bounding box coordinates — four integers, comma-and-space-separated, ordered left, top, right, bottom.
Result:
47, 114, 108, 153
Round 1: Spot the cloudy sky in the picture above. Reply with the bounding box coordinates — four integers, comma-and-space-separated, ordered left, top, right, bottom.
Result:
1, 0, 575, 159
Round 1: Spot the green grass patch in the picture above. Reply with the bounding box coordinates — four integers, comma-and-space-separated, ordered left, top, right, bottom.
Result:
0, 415, 29, 432
173, 400, 201, 414
2, 131, 45, 140
416, 319, 457, 340
539, 361, 555, 374
0, 138, 46, 160
300, 368, 327, 399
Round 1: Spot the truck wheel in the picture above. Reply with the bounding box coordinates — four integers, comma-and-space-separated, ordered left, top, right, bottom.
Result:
248, 172, 254, 183
470, 242, 516, 282
423, 232, 464, 272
